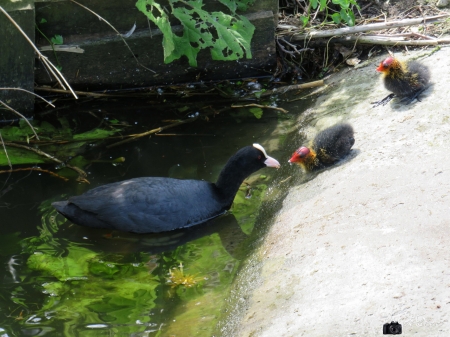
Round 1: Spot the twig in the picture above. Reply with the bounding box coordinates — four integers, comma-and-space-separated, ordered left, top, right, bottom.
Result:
0, 6, 78, 99
0, 132, 11, 170
0, 100, 40, 140
69, 0, 156, 74
0, 88, 55, 107
260, 80, 324, 97
106, 117, 201, 149
0, 167, 69, 181
322, 35, 450, 46
3, 142, 88, 183
231, 103, 288, 114
288, 14, 450, 40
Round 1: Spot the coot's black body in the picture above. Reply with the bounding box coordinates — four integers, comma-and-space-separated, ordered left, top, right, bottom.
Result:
288, 123, 355, 171
52, 144, 280, 233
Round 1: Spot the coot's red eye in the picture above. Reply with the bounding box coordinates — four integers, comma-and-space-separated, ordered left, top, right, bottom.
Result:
258, 155, 261, 160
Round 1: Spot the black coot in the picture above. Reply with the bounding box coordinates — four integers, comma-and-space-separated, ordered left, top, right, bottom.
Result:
52, 144, 280, 233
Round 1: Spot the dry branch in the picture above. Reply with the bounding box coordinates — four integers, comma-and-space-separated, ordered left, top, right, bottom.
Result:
320, 35, 450, 46
287, 14, 450, 41
260, 80, 324, 97
231, 103, 288, 114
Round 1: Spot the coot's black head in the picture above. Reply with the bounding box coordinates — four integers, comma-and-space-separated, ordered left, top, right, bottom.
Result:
237, 144, 281, 171
215, 144, 280, 200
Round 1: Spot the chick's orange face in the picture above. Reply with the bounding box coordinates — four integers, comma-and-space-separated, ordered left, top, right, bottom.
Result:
376, 56, 394, 73
288, 146, 310, 163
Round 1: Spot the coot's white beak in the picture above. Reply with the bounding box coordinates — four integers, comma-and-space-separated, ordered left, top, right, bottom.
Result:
264, 156, 281, 168
253, 143, 281, 169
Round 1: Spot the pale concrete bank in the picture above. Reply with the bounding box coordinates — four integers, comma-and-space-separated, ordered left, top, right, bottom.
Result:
223, 47, 450, 336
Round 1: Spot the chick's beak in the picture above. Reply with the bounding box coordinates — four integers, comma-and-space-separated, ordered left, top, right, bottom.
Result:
264, 156, 281, 169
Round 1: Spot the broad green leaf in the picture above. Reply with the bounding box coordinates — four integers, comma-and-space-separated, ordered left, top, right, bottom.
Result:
300, 15, 309, 27
249, 107, 263, 119
51, 34, 63, 45
136, 0, 254, 67
311, 0, 319, 9
331, 13, 341, 24
135, 0, 175, 60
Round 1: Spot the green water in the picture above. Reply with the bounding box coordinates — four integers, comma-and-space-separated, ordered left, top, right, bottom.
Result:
0, 95, 310, 336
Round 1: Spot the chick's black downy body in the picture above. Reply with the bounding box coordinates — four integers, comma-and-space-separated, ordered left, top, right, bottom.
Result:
288, 123, 355, 171
373, 56, 430, 107
313, 123, 355, 167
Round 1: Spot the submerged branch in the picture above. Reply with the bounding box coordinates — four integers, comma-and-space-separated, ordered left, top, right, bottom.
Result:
3, 142, 88, 183
0, 167, 69, 181
231, 103, 288, 113
0, 100, 40, 140
260, 80, 324, 97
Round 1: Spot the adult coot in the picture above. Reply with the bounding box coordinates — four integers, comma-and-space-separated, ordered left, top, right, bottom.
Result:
373, 56, 430, 107
52, 144, 280, 233
288, 123, 354, 171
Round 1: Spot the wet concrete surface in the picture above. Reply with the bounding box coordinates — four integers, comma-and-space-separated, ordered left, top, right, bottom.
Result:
224, 47, 450, 336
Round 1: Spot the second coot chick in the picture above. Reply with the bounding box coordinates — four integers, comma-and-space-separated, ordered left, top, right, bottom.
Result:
289, 123, 355, 171
52, 144, 280, 233
373, 56, 430, 107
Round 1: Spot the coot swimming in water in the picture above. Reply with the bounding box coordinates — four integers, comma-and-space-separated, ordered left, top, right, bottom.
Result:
288, 123, 354, 171
53, 144, 280, 233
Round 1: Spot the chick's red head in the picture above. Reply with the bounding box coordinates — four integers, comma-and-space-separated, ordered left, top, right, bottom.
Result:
376, 56, 395, 73
288, 146, 310, 163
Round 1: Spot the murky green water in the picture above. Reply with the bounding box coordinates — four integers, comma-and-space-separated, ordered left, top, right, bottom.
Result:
0, 93, 311, 336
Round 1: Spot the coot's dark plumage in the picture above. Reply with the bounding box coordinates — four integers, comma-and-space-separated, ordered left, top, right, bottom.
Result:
373, 56, 430, 106
288, 123, 354, 171
52, 144, 280, 233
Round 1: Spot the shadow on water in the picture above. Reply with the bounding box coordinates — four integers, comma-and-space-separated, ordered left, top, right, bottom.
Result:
0, 93, 315, 336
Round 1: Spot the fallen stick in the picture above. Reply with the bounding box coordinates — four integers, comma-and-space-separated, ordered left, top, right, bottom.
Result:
260, 80, 324, 97
231, 103, 288, 114
287, 14, 450, 41
312, 35, 450, 46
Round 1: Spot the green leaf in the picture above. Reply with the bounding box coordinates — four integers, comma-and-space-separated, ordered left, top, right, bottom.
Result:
299, 15, 309, 27
331, 13, 341, 24
51, 34, 63, 45
332, 0, 349, 9
40, 18, 47, 24
253, 89, 265, 98
73, 128, 118, 140
249, 107, 263, 119
136, 0, 254, 67
220, 0, 254, 12
135, 0, 175, 61
311, 0, 319, 9
319, 0, 327, 11
340, 8, 355, 26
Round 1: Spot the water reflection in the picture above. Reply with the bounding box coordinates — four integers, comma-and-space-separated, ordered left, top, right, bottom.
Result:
0, 95, 310, 336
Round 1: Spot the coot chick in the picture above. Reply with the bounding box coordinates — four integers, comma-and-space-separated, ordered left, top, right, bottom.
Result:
288, 123, 354, 171
373, 56, 430, 107
52, 144, 280, 233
